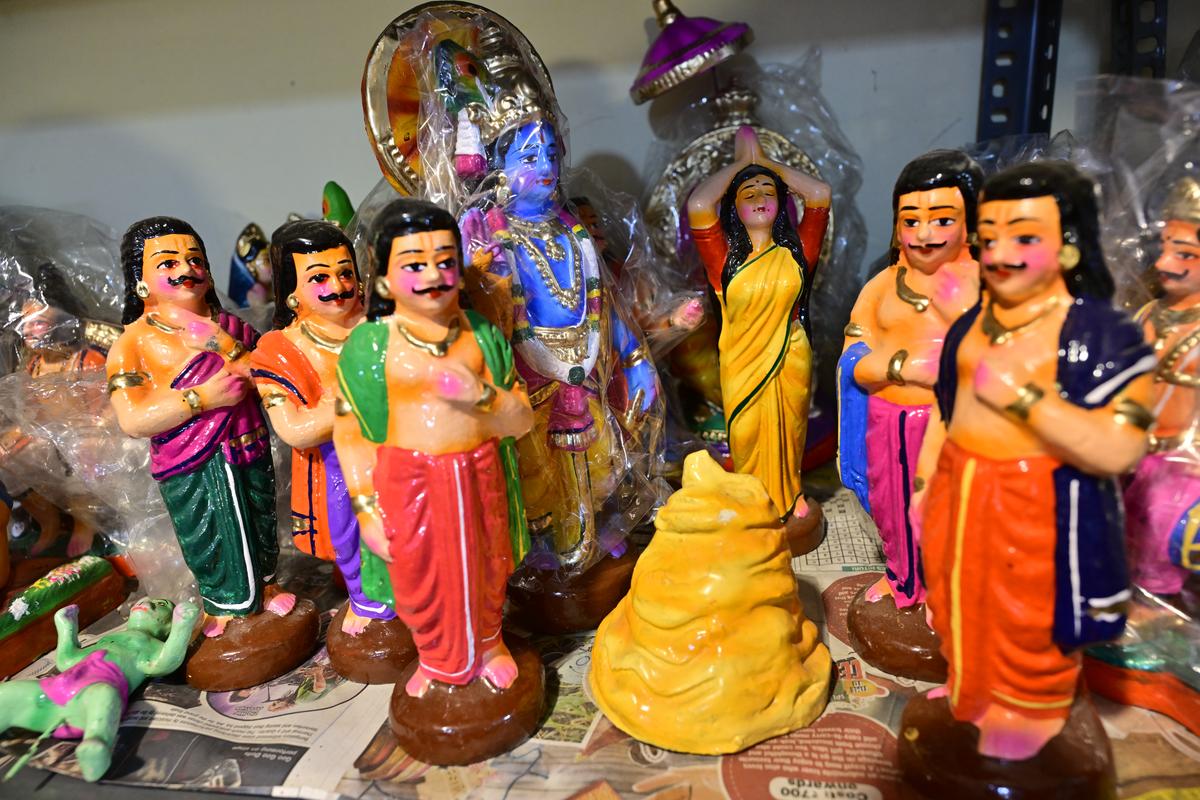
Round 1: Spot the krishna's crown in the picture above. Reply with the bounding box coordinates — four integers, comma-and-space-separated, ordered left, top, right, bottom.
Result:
1164, 176, 1200, 224
465, 73, 554, 144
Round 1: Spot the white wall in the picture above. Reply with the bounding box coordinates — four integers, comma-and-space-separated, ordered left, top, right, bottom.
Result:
2, 0, 1197, 285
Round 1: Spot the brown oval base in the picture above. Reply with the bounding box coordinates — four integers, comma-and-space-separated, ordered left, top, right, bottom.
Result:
507, 548, 637, 635
388, 634, 546, 765
186, 599, 320, 691
786, 499, 825, 556
846, 587, 947, 683
897, 692, 1116, 800
326, 603, 417, 684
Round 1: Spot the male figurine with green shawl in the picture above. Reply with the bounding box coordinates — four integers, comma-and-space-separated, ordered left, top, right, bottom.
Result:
0, 598, 198, 782
333, 198, 534, 698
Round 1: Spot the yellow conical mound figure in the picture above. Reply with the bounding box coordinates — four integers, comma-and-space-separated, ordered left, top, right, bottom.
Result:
588, 450, 832, 754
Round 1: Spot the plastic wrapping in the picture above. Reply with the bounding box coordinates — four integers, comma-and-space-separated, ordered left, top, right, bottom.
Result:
641, 51, 867, 467
360, 4, 667, 583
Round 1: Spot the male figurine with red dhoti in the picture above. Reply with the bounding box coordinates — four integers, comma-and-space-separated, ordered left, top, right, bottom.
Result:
900, 163, 1155, 797
333, 198, 543, 764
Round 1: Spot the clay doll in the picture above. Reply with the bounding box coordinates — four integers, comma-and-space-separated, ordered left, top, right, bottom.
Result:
333, 198, 544, 765
900, 162, 1155, 797
227, 223, 271, 308
0, 598, 198, 782
461, 108, 659, 631
838, 150, 982, 680
105, 216, 317, 690
249, 220, 413, 683
1124, 176, 1200, 601
686, 125, 830, 550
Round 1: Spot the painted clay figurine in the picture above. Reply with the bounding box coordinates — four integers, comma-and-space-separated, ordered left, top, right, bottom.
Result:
105, 216, 317, 690
900, 162, 1155, 797
590, 450, 831, 754
838, 150, 982, 681
1124, 176, 1200, 601
686, 125, 830, 549
249, 220, 414, 683
227, 223, 272, 309
333, 198, 544, 764
0, 598, 198, 782
461, 111, 659, 631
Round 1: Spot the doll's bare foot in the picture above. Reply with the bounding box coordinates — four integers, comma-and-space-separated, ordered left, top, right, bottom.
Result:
340, 607, 371, 637
864, 576, 893, 603
65, 521, 94, 558
975, 704, 1065, 760
202, 614, 230, 638
480, 641, 519, 690
265, 592, 296, 616
405, 666, 435, 698
927, 685, 949, 700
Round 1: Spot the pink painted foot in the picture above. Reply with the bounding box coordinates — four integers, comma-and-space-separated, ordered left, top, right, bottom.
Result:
927, 685, 949, 699
340, 607, 371, 637
265, 592, 296, 616
66, 522, 94, 558
480, 641, 519, 690
405, 666, 435, 698
864, 575, 893, 603
792, 497, 811, 519
975, 704, 1065, 760
202, 614, 230, 638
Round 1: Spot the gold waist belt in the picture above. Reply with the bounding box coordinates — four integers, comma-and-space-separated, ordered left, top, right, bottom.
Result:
531, 322, 589, 364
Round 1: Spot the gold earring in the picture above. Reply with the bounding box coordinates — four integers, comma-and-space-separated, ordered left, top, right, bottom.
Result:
495, 172, 512, 204
135, 280, 150, 299
374, 277, 392, 299
286, 294, 299, 309
1059, 243, 1081, 271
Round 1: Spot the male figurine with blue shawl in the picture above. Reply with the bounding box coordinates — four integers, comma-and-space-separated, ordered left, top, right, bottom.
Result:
899, 162, 1156, 795
838, 151, 981, 680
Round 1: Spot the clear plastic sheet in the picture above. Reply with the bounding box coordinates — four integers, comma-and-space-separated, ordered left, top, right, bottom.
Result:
362, 5, 667, 581
641, 50, 867, 461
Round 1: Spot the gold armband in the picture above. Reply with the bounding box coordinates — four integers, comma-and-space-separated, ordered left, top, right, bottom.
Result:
106, 371, 148, 394
887, 350, 909, 386
182, 389, 203, 415
475, 382, 497, 412
844, 322, 865, 338
622, 345, 649, 370
912, 476, 926, 492
262, 392, 288, 409
1004, 382, 1045, 421
1112, 397, 1154, 430
335, 397, 352, 416
227, 341, 247, 361
350, 493, 379, 516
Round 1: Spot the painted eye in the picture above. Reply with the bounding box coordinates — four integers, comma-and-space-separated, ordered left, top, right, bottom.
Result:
340, 269, 354, 279
188, 257, 207, 269
1017, 234, 1040, 245
436, 259, 457, 271
400, 263, 425, 272
982, 238, 997, 249
934, 217, 955, 227
902, 219, 918, 228
157, 259, 178, 269
522, 155, 537, 164
308, 274, 329, 283
1179, 252, 1198, 260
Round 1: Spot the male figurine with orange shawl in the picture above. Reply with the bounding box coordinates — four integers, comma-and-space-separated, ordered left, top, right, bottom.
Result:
838, 150, 982, 680
249, 220, 399, 641
901, 162, 1156, 795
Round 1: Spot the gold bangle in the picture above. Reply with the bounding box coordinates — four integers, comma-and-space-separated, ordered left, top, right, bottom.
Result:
1112, 397, 1154, 430
887, 350, 908, 385
106, 371, 147, 394
262, 392, 288, 409
912, 476, 926, 492
350, 493, 379, 516
182, 389, 203, 415
844, 322, 865, 338
335, 397, 352, 416
622, 345, 649, 370
475, 382, 497, 412
1004, 382, 1045, 421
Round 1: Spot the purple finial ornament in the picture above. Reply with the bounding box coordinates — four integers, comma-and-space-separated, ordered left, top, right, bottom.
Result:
630, 0, 753, 105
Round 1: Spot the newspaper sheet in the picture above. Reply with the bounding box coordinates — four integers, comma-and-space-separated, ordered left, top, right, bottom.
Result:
3, 488, 1198, 799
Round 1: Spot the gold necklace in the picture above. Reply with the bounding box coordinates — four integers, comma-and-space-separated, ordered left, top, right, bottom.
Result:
1150, 301, 1200, 341
980, 296, 1065, 346
145, 312, 183, 333
507, 216, 581, 309
395, 316, 460, 358
299, 320, 347, 353
895, 266, 931, 313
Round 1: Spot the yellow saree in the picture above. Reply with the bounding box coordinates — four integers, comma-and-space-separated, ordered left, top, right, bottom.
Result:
718, 244, 811, 517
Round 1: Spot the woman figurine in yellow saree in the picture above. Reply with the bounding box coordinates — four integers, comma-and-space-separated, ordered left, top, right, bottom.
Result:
687, 126, 831, 544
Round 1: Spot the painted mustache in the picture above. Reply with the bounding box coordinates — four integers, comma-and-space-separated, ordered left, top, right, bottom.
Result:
984, 262, 1027, 272
1157, 268, 1189, 281
318, 288, 357, 302
167, 273, 204, 287
413, 284, 454, 295
910, 241, 947, 250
